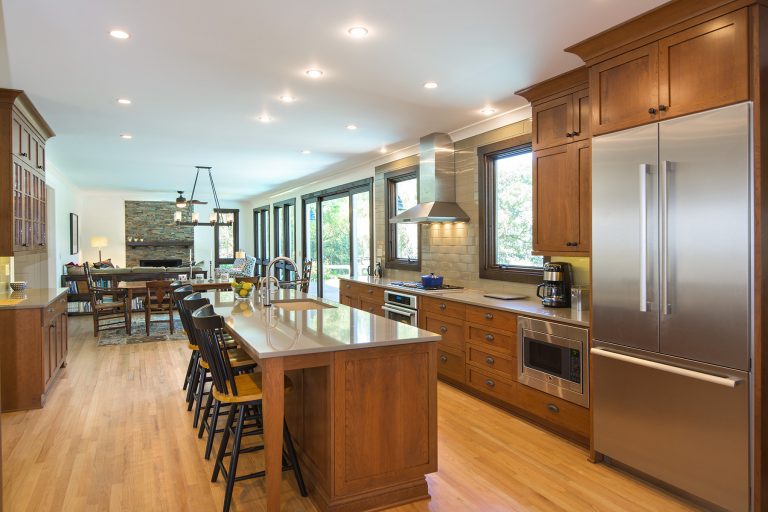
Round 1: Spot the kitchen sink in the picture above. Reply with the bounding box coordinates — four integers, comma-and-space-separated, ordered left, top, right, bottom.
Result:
271, 299, 335, 311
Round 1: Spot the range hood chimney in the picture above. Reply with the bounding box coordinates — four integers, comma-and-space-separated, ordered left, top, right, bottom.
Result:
389, 133, 470, 224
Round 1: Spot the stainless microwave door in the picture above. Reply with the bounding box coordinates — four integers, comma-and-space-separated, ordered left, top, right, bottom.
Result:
592, 124, 660, 351
658, 103, 751, 370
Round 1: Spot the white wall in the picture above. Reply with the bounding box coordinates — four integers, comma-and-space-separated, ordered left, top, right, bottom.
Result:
78, 189, 251, 271
45, 162, 84, 287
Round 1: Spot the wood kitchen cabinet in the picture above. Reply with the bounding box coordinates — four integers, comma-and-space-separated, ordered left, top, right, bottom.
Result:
338, 280, 383, 314
532, 140, 591, 254
532, 88, 591, 151
0, 291, 68, 411
589, 9, 749, 135
0, 89, 54, 256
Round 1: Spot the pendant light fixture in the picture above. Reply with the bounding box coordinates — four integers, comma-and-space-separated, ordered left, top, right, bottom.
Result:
173, 166, 233, 227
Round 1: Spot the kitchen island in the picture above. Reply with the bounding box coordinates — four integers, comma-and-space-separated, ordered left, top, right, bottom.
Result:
207, 288, 441, 512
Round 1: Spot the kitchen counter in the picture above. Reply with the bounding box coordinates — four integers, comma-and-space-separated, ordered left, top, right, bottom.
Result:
209, 288, 441, 358
342, 276, 589, 327
204, 287, 439, 512
0, 288, 67, 310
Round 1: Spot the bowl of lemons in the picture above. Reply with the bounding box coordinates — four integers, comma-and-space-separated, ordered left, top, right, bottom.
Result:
232, 281, 254, 300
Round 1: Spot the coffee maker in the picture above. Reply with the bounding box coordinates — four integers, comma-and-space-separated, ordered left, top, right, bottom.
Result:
536, 262, 573, 308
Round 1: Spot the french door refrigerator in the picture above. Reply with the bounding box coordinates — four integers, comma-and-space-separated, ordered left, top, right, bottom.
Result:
591, 102, 752, 511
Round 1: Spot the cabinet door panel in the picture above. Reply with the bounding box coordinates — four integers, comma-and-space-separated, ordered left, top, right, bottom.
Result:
532, 95, 572, 150
590, 43, 659, 135
533, 145, 578, 252
11, 115, 21, 156
571, 89, 590, 142
575, 141, 591, 252
658, 9, 748, 119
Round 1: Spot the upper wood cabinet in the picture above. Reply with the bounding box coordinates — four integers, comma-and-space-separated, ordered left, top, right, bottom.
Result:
588, 9, 749, 135
532, 90, 591, 151
0, 89, 54, 256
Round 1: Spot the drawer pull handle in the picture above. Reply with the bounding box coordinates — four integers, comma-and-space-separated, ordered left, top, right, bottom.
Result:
345, 284, 351, 289
485, 356, 495, 365
367, 289, 373, 294
21, 152, 27, 157
484, 313, 494, 320
439, 326, 448, 333
439, 355, 448, 363
485, 379, 495, 388
546, 403, 560, 414
439, 303, 446, 310
485, 334, 495, 342
47, 308, 54, 313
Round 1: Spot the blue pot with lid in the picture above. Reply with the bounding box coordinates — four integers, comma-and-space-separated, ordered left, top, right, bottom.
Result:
421, 273, 444, 289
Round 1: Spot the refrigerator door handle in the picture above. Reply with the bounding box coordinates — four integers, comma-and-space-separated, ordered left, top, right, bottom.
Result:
590, 348, 742, 388
639, 164, 650, 312
660, 160, 672, 315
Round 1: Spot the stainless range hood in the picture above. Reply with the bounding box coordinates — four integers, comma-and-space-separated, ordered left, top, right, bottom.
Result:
389, 133, 470, 224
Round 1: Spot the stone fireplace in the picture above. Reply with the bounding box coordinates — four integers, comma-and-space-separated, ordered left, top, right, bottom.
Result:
124, 201, 194, 267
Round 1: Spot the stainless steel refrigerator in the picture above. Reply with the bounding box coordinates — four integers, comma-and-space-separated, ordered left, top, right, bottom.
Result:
591, 102, 752, 511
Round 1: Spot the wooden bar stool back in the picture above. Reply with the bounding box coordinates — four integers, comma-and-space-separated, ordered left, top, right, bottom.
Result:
192, 304, 307, 512
172, 285, 196, 392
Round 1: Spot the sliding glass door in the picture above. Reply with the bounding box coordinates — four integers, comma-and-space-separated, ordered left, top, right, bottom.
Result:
302, 178, 372, 301
273, 199, 296, 281
253, 205, 269, 277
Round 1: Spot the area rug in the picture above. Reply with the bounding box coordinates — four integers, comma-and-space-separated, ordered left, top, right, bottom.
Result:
97, 318, 187, 346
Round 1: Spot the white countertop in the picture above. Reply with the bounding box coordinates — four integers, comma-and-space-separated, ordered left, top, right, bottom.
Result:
0, 288, 67, 310
342, 277, 590, 327
207, 288, 441, 359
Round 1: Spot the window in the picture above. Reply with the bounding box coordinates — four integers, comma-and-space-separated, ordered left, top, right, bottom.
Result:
214, 208, 239, 266
302, 178, 373, 301
253, 205, 269, 276
273, 199, 296, 281
479, 135, 543, 282
385, 167, 420, 271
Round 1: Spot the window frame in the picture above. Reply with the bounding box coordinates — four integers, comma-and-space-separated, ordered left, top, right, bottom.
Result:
384, 166, 421, 271
478, 134, 543, 284
272, 198, 297, 281
214, 208, 240, 266
253, 205, 269, 277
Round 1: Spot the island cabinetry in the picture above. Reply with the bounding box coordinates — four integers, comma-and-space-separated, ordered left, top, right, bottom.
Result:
421, 296, 466, 384
0, 291, 68, 411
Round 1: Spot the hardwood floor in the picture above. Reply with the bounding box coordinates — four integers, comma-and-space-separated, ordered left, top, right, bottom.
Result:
2, 317, 702, 511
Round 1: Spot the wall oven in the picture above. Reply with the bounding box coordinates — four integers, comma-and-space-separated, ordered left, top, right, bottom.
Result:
518, 316, 589, 407
382, 290, 418, 326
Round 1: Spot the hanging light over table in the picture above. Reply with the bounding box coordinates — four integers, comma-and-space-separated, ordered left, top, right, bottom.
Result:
173, 166, 233, 227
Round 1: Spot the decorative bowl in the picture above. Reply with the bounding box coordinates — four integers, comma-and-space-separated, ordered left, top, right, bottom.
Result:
232, 281, 254, 300
9, 281, 28, 291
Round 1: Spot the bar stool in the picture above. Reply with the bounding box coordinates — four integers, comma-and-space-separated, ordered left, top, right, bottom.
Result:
192, 304, 307, 512
171, 285, 197, 395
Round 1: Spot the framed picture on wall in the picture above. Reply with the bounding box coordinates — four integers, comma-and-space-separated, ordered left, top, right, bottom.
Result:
69, 213, 79, 254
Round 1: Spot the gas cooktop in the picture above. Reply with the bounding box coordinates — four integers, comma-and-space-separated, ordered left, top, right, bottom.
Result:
388, 281, 465, 292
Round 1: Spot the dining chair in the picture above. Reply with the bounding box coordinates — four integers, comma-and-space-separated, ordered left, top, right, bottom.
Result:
143, 280, 175, 335
83, 262, 131, 336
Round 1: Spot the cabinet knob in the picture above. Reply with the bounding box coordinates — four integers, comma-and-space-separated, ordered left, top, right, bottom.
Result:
565, 242, 579, 247
345, 284, 351, 289
648, 107, 657, 115
439, 303, 446, 310
572, 131, 580, 136
485, 356, 495, 365
439, 326, 448, 333
484, 313, 494, 320
37, 165, 43, 170
566, 132, 573, 138
485, 333, 495, 342
20, 152, 27, 157
439, 355, 448, 363
48, 308, 54, 313
658, 104, 667, 112
546, 403, 560, 414
485, 379, 495, 388
367, 289, 373, 294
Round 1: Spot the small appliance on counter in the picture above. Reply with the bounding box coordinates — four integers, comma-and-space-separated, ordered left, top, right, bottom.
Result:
420, 273, 443, 288
536, 262, 573, 308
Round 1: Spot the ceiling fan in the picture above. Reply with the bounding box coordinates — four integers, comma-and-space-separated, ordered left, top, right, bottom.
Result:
175, 166, 212, 208
173, 166, 231, 227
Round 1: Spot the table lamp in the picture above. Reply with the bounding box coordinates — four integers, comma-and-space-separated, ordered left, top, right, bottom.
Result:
235, 250, 246, 259
90, 236, 108, 262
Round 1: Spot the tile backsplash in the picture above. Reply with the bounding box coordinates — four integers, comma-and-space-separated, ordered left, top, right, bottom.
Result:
0, 256, 10, 289
373, 119, 590, 297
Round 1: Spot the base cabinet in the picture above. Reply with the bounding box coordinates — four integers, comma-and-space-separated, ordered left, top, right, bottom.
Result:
0, 292, 68, 411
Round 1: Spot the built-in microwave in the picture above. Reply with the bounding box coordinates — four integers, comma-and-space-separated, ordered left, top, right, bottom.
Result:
517, 316, 589, 407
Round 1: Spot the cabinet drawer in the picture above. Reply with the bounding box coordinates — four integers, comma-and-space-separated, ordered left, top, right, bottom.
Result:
466, 344, 516, 378
467, 324, 515, 354
437, 349, 465, 383
467, 367, 516, 403
421, 296, 465, 317
424, 313, 465, 352
359, 285, 384, 304
517, 384, 589, 439
359, 297, 383, 316
466, 305, 517, 331
43, 295, 67, 326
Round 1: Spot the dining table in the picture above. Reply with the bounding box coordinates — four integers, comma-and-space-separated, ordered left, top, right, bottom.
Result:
117, 278, 235, 324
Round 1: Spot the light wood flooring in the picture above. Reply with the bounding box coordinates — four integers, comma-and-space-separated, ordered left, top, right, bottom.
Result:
2, 317, 703, 511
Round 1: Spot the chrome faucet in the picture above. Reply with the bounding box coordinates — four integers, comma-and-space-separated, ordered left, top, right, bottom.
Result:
263, 256, 297, 307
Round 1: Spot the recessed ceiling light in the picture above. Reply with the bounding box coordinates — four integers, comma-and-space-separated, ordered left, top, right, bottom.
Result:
109, 29, 130, 40
279, 94, 296, 103
346, 124, 358, 130
305, 69, 324, 79
116, 98, 132, 105
347, 26, 369, 38
480, 107, 497, 116
257, 114, 272, 123
424, 81, 438, 89
301, 149, 312, 154
379, 146, 387, 154
120, 134, 132, 139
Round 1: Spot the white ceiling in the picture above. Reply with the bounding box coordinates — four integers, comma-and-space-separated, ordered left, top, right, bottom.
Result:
2, 0, 667, 200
